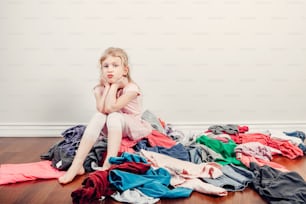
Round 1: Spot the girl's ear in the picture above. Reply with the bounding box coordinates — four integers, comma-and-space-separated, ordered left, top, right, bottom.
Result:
123, 66, 129, 76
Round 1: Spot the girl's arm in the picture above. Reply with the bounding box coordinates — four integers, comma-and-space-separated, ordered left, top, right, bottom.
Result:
104, 79, 138, 114
93, 84, 110, 114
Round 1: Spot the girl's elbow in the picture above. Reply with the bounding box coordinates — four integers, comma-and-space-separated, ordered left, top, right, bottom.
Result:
103, 108, 110, 114
97, 106, 105, 114
104, 106, 117, 114
104, 108, 113, 114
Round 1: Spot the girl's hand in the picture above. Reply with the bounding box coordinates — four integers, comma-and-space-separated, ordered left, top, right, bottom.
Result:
93, 75, 110, 95
99, 75, 110, 88
114, 76, 129, 88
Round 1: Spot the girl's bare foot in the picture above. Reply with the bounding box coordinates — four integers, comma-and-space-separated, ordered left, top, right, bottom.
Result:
58, 166, 85, 184
101, 160, 112, 171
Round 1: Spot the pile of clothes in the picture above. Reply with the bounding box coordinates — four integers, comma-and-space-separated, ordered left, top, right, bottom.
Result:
1, 110, 306, 204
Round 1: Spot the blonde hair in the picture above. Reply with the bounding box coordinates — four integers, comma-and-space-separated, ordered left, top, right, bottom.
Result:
99, 47, 131, 81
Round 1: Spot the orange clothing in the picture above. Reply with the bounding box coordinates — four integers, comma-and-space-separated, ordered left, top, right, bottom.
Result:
119, 130, 176, 153
0, 160, 65, 185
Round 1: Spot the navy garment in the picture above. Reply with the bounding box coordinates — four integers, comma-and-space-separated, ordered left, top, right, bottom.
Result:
40, 139, 75, 170
62, 125, 86, 141
283, 131, 306, 142
133, 139, 190, 161
298, 143, 306, 155
61, 125, 86, 156
250, 162, 306, 204
283, 131, 306, 155
40, 125, 86, 170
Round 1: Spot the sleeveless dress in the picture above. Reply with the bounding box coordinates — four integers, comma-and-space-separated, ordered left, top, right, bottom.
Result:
111, 82, 152, 140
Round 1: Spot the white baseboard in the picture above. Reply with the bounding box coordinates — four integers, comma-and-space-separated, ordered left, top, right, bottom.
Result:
0, 123, 79, 137
0, 122, 305, 137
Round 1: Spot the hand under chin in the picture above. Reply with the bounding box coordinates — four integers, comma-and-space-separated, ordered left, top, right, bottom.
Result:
107, 79, 115, 84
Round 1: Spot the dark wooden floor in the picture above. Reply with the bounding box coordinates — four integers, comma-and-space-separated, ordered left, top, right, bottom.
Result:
0, 137, 305, 204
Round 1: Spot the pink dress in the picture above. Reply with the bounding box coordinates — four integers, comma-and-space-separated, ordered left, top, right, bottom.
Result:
113, 83, 152, 140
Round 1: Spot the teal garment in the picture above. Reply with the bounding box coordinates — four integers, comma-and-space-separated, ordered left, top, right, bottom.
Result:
109, 168, 192, 198
108, 152, 193, 198
109, 152, 148, 165
196, 135, 243, 166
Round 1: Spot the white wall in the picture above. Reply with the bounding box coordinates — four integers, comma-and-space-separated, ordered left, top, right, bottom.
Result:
0, 1, 306, 136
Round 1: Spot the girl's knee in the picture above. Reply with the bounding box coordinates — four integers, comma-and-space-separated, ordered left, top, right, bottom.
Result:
107, 112, 123, 120
106, 112, 124, 129
93, 112, 107, 121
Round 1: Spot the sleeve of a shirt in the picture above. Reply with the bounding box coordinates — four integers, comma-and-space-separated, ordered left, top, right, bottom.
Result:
124, 83, 141, 95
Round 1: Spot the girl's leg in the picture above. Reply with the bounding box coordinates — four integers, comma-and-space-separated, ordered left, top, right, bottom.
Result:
101, 112, 125, 170
58, 112, 106, 184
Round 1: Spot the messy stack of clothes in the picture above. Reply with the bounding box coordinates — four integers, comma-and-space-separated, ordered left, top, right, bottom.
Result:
1, 110, 306, 204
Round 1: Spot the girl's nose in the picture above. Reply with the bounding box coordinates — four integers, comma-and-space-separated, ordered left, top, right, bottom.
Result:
108, 66, 114, 71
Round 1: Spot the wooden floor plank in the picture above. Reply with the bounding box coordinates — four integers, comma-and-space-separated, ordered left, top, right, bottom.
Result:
0, 137, 305, 204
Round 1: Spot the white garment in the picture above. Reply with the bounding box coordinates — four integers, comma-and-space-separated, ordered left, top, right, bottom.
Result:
111, 189, 160, 204
270, 130, 303, 146
177, 178, 227, 196
140, 149, 222, 182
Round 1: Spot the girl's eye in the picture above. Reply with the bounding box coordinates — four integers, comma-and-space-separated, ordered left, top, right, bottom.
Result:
113, 64, 118, 67
103, 65, 108, 68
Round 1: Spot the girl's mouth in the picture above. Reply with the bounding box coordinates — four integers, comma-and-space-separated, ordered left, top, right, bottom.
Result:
107, 74, 113, 78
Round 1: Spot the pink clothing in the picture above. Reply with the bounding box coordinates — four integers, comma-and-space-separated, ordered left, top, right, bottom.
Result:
145, 130, 177, 148
235, 142, 288, 172
236, 142, 281, 161
119, 130, 177, 153
117, 83, 143, 116
113, 83, 152, 140
231, 133, 270, 144
231, 133, 303, 159
237, 154, 288, 172
0, 160, 65, 185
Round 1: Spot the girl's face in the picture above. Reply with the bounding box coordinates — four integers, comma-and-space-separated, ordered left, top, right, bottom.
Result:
101, 55, 128, 84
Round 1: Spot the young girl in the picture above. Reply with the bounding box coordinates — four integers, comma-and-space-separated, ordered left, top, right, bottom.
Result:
58, 47, 152, 184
